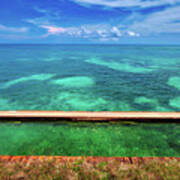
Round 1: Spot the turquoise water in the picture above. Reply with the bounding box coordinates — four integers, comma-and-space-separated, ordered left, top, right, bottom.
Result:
0, 122, 179, 156
0, 44, 180, 111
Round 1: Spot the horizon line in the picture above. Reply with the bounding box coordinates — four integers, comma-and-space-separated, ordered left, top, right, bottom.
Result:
0, 43, 180, 46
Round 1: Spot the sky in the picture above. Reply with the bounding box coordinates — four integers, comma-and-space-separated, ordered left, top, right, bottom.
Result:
0, 0, 180, 44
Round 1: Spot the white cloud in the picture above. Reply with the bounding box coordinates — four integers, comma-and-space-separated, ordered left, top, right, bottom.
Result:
33, 7, 49, 14
25, 6, 61, 27
33, 4, 180, 41
40, 24, 139, 40
128, 6, 180, 34
40, 25, 66, 36
0, 24, 28, 33
25, 18, 51, 26
73, 0, 179, 8
111, 27, 122, 37
127, 31, 140, 37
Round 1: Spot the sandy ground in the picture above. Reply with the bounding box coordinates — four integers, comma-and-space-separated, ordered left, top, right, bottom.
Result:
0, 155, 179, 163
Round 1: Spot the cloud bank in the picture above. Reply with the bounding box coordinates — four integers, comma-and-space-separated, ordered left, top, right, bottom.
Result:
21, 1, 180, 42
40, 24, 140, 41
129, 6, 180, 34
72, 0, 179, 8
39, 5, 180, 40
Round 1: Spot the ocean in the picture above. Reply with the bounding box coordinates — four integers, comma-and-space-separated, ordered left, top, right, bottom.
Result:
0, 122, 179, 156
0, 44, 180, 111
0, 44, 180, 156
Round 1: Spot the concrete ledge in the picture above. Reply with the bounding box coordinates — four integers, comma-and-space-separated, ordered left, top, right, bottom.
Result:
0, 111, 180, 122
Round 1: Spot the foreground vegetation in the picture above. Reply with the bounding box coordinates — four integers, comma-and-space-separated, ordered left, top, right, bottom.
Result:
0, 157, 179, 179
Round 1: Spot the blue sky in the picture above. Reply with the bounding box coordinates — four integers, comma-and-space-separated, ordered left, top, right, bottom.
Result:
0, 0, 180, 44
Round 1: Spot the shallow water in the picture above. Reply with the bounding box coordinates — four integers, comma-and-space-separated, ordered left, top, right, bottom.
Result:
0, 44, 180, 111
0, 122, 179, 156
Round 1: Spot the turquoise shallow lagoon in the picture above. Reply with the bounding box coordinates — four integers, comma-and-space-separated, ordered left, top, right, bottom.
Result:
0, 122, 179, 156
0, 45, 180, 157
0, 44, 180, 111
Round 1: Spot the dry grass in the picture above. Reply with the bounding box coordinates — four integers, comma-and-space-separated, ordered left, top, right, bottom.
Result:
0, 157, 179, 180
